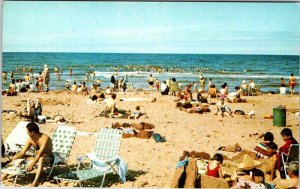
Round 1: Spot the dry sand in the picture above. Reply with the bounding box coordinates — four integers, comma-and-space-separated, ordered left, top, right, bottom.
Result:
1, 91, 299, 187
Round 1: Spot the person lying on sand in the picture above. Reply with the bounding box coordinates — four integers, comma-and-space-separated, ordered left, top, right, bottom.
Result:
176, 101, 210, 114
128, 106, 142, 119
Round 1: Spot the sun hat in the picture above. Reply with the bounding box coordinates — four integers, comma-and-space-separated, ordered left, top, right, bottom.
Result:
44, 64, 48, 68
238, 154, 261, 171
242, 80, 246, 84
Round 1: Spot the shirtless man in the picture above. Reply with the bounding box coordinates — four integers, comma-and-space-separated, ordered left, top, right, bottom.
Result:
147, 74, 155, 91
1, 122, 53, 186
272, 161, 298, 188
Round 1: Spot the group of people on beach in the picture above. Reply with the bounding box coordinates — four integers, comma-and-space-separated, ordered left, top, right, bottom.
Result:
172, 128, 298, 188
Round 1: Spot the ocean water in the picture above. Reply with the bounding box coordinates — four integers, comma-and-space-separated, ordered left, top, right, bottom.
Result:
2, 52, 299, 93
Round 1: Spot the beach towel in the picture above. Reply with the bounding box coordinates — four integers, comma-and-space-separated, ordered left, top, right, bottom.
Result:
254, 143, 275, 159
120, 98, 153, 102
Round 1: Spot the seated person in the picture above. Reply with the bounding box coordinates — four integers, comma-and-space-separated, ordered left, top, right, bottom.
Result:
128, 106, 141, 119
1, 122, 54, 187
218, 84, 227, 98
206, 153, 223, 178
279, 84, 286, 95
160, 81, 169, 95
19, 99, 34, 118
33, 99, 43, 122
207, 84, 217, 98
215, 98, 232, 117
272, 161, 298, 189
176, 88, 193, 101
106, 93, 118, 113
276, 128, 298, 177
197, 89, 208, 103
231, 155, 262, 188
254, 132, 278, 180
7, 86, 17, 96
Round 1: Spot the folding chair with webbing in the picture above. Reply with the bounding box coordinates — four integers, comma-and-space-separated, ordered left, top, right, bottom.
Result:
54, 128, 124, 187
281, 144, 299, 178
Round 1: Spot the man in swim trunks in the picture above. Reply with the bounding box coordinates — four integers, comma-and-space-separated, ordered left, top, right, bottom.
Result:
147, 74, 155, 91
1, 122, 54, 186
288, 73, 296, 95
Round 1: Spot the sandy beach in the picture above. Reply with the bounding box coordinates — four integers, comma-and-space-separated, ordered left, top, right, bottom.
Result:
1, 90, 299, 187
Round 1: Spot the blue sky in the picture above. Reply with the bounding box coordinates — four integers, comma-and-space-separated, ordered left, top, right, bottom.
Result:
3, 2, 300, 55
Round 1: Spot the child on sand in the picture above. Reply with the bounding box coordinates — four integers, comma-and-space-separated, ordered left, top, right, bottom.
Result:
277, 128, 298, 177
155, 79, 160, 92
128, 106, 141, 119
215, 98, 232, 117
206, 153, 223, 178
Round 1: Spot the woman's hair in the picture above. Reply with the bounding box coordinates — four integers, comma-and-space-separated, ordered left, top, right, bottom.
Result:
211, 153, 223, 164
235, 86, 240, 90
281, 84, 285, 87
136, 106, 140, 110
221, 84, 225, 89
281, 128, 293, 137
264, 132, 274, 142
111, 93, 116, 99
287, 161, 299, 176
172, 78, 176, 82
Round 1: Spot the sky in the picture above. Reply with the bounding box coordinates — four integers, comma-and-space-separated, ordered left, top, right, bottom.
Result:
2, 2, 300, 55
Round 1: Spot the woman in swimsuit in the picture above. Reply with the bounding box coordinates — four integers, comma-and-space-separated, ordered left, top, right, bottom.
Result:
288, 73, 296, 95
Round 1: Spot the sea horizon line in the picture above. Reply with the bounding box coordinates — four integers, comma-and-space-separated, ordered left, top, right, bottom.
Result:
2, 51, 300, 57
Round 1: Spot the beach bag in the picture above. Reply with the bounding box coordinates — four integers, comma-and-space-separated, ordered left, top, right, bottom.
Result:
153, 133, 166, 143
170, 166, 186, 188
137, 130, 153, 139
184, 158, 198, 188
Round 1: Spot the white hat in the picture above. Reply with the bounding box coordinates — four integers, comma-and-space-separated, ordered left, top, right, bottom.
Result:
44, 64, 48, 68
242, 80, 246, 84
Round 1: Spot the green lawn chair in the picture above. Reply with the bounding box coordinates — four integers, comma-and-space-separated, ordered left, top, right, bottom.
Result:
47, 125, 77, 179
54, 128, 124, 187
